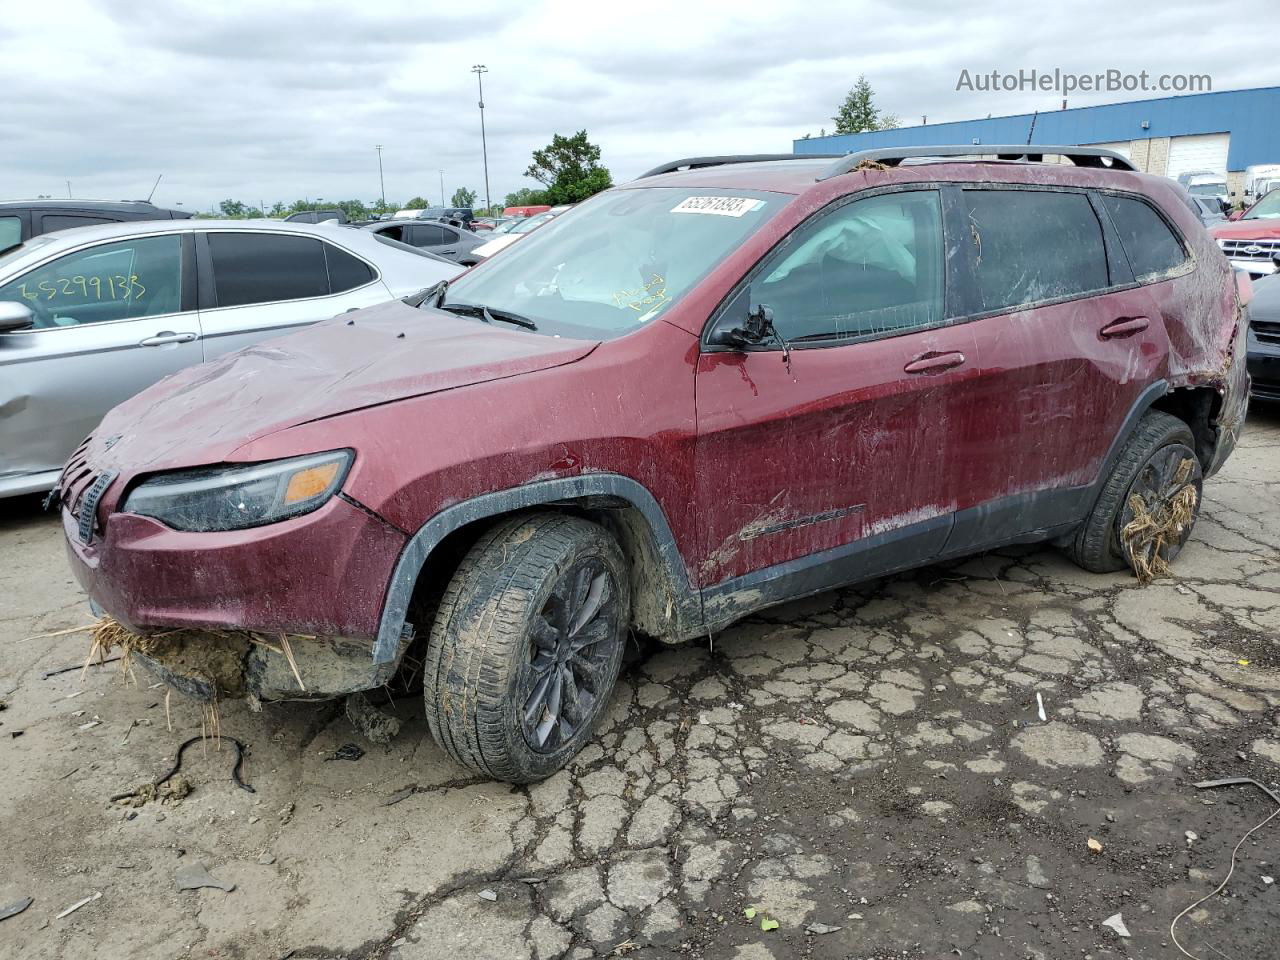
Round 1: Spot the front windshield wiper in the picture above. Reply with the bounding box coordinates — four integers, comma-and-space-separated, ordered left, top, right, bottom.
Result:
404, 279, 449, 308
439, 301, 538, 330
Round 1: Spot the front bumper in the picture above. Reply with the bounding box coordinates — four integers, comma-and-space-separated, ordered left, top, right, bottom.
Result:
64, 492, 407, 640
1205, 316, 1252, 478
1248, 341, 1280, 402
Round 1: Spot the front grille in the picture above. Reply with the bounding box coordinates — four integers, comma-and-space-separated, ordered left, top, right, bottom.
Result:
1221, 237, 1280, 261
59, 435, 96, 523
1255, 320, 1280, 345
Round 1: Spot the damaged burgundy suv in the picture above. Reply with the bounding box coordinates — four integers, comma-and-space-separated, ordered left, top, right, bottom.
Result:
60, 145, 1251, 782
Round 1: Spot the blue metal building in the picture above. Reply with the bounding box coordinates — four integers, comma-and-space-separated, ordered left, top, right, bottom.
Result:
793, 86, 1280, 202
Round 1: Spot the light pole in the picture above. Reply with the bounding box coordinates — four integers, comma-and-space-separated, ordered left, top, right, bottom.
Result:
375, 145, 386, 212
439, 169, 445, 207
471, 64, 491, 213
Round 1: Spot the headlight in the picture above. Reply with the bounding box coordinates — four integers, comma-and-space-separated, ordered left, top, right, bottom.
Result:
123, 450, 353, 532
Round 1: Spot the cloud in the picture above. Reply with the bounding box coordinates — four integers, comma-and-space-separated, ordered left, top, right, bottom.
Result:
1, 0, 1274, 209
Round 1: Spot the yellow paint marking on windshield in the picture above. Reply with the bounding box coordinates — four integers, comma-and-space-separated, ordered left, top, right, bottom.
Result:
612, 274, 671, 313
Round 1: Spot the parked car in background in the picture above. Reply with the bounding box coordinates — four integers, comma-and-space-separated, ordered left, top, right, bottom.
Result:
502, 204, 551, 218
1244, 165, 1280, 206
1176, 171, 1229, 208
467, 211, 559, 261
0, 219, 456, 498
1, 200, 191, 249
1211, 188, 1280, 277
394, 207, 477, 228
360, 219, 485, 263
1246, 273, 1280, 402
60, 145, 1248, 783
285, 209, 347, 224
1191, 195, 1228, 226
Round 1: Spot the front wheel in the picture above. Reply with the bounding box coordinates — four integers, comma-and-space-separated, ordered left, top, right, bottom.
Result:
423, 513, 630, 782
1067, 410, 1203, 580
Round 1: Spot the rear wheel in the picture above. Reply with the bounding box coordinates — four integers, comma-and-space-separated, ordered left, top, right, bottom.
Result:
1067, 410, 1203, 578
423, 513, 629, 782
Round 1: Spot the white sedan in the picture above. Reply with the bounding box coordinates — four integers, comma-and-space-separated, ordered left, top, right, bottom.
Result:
0, 219, 459, 497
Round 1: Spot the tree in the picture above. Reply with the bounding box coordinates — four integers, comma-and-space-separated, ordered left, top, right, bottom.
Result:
524, 130, 613, 205
219, 199, 248, 217
405, 196, 430, 209
450, 187, 477, 208
832, 76, 898, 134
268, 201, 287, 218
504, 187, 547, 208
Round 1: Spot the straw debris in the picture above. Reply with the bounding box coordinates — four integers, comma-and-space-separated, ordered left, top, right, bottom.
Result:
1121, 457, 1199, 583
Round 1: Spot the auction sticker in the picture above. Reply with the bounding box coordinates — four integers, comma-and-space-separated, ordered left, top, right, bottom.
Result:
670, 196, 764, 217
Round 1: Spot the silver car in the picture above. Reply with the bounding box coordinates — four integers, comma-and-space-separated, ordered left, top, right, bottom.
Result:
361, 219, 487, 265
0, 219, 458, 498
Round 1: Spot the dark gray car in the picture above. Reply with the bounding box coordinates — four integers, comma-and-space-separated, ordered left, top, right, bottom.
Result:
361, 219, 486, 264
0, 199, 192, 249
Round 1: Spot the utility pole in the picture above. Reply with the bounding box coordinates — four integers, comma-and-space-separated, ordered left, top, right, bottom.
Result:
375, 144, 386, 211
439, 169, 445, 206
471, 64, 491, 213
66, 180, 72, 198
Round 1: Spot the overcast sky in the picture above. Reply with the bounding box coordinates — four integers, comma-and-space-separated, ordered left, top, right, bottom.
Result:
3, 0, 1276, 211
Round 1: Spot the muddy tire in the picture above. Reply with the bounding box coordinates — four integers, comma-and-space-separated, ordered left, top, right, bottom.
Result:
1067, 410, 1202, 576
423, 513, 630, 782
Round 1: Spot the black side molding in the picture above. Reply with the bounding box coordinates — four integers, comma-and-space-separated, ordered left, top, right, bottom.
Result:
372, 475, 700, 663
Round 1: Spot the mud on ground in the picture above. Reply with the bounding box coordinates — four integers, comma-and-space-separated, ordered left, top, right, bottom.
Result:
2, 407, 1279, 960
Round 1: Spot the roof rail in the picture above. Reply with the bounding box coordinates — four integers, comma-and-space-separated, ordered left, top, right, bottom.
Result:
817, 144, 1137, 181
638, 153, 842, 180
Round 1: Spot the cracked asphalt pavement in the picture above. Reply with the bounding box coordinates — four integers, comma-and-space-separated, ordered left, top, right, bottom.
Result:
3, 408, 1279, 960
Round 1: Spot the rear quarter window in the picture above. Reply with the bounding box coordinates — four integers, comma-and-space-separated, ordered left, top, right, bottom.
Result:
963, 189, 1109, 313
323, 243, 375, 293
1098, 194, 1189, 282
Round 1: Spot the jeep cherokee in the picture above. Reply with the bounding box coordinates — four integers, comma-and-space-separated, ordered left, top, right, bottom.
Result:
59, 145, 1251, 782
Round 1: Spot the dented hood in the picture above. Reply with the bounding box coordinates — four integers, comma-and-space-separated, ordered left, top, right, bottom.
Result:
92, 299, 599, 471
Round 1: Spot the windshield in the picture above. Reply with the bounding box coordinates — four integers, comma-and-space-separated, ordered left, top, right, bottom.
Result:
510, 214, 553, 235
1188, 183, 1225, 197
1244, 191, 1280, 220
444, 187, 783, 339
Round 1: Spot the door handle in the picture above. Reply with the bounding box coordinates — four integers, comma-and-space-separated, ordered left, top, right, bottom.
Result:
904, 351, 966, 374
1099, 316, 1150, 339
139, 331, 198, 346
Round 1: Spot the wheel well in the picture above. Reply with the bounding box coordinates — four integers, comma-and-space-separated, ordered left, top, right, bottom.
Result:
1149, 387, 1221, 469
403, 499, 682, 642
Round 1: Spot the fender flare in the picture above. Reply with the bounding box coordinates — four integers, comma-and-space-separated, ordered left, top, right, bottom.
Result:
1081, 378, 1170, 505
372, 474, 699, 662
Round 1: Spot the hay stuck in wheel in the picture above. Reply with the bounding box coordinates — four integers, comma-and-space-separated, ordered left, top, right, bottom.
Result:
1120, 456, 1199, 584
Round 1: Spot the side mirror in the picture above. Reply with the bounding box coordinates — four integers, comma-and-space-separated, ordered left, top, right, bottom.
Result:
708, 302, 776, 348
0, 301, 34, 333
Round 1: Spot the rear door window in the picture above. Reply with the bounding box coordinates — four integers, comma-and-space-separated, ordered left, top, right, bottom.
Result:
962, 189, 1109, 313
207, 232, 329, 307
39, 214, 116, 234
411, 224, 449, 246
1098, 194, 1189, 282
0, 234, 183, 328
751, 190, 946, 342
